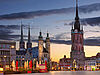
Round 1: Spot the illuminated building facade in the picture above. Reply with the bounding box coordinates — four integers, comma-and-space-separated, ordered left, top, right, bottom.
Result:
85, 56, 97, 71
70, 0, 85, 69
45, 32, 50, 60
38, 31, 50, 64
16, 24, 51, 69
59, 55, 71, 70
0, 40, 16, 69
96, 53, 100, 70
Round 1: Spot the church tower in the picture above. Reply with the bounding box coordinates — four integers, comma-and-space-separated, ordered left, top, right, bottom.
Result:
38, 30, 43, 63
27, 25, 32, 49
45, 32, 50, 60
70, 0, 85, 69
19, 22, 25, 50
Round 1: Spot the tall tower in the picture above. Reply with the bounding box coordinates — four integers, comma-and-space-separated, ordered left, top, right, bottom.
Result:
27, 25, 32, 49
19, 22, 25, 50
38, 30, 43, 63
70, 0, 85, 69
45, 32, 50, 60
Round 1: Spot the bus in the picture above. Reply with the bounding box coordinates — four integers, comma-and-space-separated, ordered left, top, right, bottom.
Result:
39, 64, 47, 73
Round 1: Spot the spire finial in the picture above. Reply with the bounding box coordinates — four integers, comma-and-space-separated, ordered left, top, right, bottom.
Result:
75, 0, 79, 20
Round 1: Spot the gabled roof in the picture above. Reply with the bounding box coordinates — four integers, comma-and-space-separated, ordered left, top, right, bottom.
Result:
96, 53, 100, 58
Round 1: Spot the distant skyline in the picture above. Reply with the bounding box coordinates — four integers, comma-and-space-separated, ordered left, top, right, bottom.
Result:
0, 0, 100, 62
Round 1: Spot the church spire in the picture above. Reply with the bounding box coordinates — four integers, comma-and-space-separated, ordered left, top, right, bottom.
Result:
75, 0, 79, 20
19, 21, 25, 50
21, 21, 23, 42
46, 30, 49, 39
39, 29, 42, 38
27, 24, 32, 49
74, 0, 80, 31
28, 25, 31, 43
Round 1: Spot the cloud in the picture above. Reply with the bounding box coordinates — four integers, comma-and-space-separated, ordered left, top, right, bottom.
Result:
82, 17, 100, 26
54, 32, 70, 40
0, 25, 20, 29
0, 25, 21, 40
0, 3, 100, 20
67, 16, 100, 27
50, 38, 100, 46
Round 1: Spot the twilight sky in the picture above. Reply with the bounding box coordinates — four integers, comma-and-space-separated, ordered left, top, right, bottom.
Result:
0, 0, 100, 62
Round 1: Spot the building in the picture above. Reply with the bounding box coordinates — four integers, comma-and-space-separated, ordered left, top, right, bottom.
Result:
32, 47, 38, 58
85, 56, 96, 71
38, 31, 50, 64
96, 53, 100, 70
59, 55, 71, 71
45, 32, 50, 60
50, 61, 58, 71
16, 50, 26, 68
70, 0, 85, 70
0, 40, 16, 69
16, 23, 51, 70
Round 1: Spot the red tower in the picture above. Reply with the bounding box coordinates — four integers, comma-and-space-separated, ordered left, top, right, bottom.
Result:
70, 0, 85, 69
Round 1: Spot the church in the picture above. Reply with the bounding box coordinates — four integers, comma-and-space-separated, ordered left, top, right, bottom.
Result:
16, 23, 50, 68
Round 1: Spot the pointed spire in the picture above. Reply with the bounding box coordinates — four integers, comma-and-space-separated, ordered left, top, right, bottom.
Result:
40, 29, 42, 36
47, 30, 49, 38
72, 23, 74, 30
21, 21, 23, 42
75, 0, 79, 20
28, 25, 31, 42
20, 21, 25, 50
39, 29, 42, 38
74, 0, 80, 31
27, 24, 32, 49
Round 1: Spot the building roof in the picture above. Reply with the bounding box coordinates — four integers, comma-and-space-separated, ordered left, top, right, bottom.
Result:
96, 53, 100, 58
16, 50, 26, 55
85, 56, 96, 60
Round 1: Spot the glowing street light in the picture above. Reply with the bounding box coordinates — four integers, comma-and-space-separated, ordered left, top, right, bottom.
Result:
4, 56, 7, 58
10, 45, 15, 48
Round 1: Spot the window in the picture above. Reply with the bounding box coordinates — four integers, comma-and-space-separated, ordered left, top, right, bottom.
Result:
7, 44, 10, 48
0, 44, 1, 48
3, 44, 5, 48
0, 58, 1, 62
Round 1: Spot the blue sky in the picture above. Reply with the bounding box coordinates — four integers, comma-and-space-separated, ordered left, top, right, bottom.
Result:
0, 0, 100, 45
